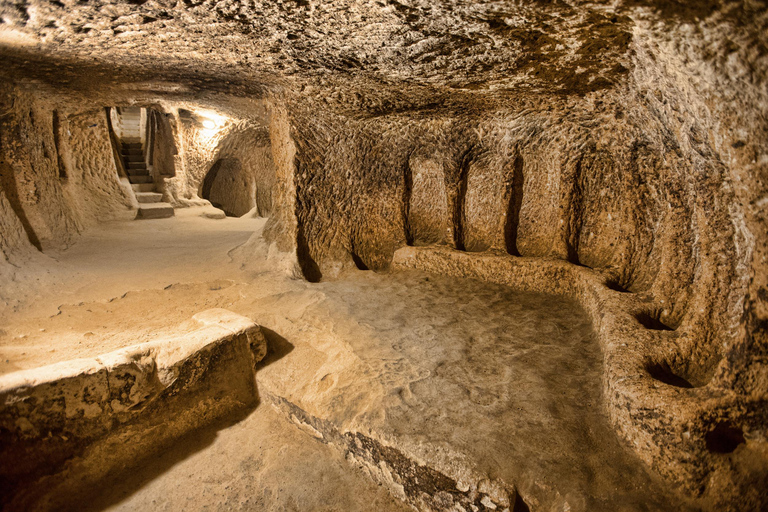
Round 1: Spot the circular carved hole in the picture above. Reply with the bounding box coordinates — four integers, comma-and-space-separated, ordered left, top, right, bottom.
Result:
646, 361, 693, 388
635, 312, 675, 331
705, 422, 745, 454
605, 279, 632, 293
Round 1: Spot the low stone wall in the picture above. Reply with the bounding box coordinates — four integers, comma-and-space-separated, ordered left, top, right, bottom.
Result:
0, 308, 266, 511
392, 246, 766, 512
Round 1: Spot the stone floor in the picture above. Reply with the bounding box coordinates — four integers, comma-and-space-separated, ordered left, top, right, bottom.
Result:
85, 405, 410, 512
253, 270, 689, 512
0, 207, 690, 511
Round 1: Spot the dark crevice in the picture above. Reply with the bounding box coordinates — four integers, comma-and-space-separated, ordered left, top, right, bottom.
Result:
145, 109, 156, 168
611, 265, 648, 294
351, 250, 369, 270
201, 159, 223, 201
453, 147, 473, 251
293, 157, 322, 282
606, 279, 632, 293
513, 492, 531, 512
105, 107, 126, 179
705, 423, 745, 454
402, 152, 414, 246
635, 311, 675, 331
504, 153, 524, 256
646, 361, 694, 388
0, 162, 42, 251
52, 110, 67, 180
566, 156, 583, 265
296, 223, 322, 283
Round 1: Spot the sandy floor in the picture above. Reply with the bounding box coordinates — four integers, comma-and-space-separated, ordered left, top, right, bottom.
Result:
0, 208, 266, 374
86, 404, 410, 512
0, 208, 686, 511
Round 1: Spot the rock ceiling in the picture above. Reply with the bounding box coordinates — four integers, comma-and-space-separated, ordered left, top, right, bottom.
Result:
1, 0, 763, 115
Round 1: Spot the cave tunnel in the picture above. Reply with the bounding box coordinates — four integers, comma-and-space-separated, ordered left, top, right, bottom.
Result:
0, 1, 766, 512
199, 118, 276, 218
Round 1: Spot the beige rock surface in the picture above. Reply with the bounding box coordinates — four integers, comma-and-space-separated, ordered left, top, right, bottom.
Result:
0, 0, 766, 510
0, 208, 266, 373
0, 306, 267, 511
0, 215, 696, 511
93, 403, 412, 512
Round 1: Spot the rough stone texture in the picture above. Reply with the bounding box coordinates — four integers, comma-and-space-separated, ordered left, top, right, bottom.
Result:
148, 108, 179, 180
0, 308, 266, 511
0, 88, 134, 252
0, 0, 765, 510
249, 265, 694, 512
0, 200, 759, 511
392, 246, 767, 511
201, 123, 276, 217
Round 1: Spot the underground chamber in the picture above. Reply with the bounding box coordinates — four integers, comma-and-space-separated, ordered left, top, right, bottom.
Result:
0, 1, 766, 511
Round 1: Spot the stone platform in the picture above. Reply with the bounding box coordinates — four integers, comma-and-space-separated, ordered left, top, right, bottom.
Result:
0, 309, 266, 511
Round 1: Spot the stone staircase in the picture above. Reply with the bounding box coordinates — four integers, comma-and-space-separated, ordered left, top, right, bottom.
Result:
119, 110, 174, 219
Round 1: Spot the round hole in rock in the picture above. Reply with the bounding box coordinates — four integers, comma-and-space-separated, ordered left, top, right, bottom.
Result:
645, 361, 694, 388
705, 422, 745, 454
634, 311, 675, 331
605, 279, 632, 293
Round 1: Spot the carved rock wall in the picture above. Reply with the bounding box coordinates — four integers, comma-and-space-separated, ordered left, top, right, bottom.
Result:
0, 88, 133, 254
0, 0, 765, 509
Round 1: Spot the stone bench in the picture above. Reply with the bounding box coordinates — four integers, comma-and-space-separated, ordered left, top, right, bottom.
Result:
0, 308, 266, 511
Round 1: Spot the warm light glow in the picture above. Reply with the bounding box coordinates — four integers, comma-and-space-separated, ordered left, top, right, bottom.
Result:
0, 27, 38, 47
196, 111, 229, 137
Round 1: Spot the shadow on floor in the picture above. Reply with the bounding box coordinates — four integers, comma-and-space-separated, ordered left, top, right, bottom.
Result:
60, 330, 295, 512
257, 326, 295, 368
76, 407, 256, 512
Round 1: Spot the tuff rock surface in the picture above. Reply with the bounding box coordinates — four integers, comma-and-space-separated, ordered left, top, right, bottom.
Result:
0, 0, 766, 511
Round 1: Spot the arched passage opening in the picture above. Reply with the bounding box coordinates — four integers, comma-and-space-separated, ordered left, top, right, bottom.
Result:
199, 125, 276, 218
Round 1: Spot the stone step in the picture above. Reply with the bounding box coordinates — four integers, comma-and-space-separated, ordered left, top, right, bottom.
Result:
128, 176, 153, 184
127, 162, 147, 169
131, 183, 155, 193
136, 202, 174, 220
135, 192, 163, 204
127, 168, 150, 177
122, 148, 143, 155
